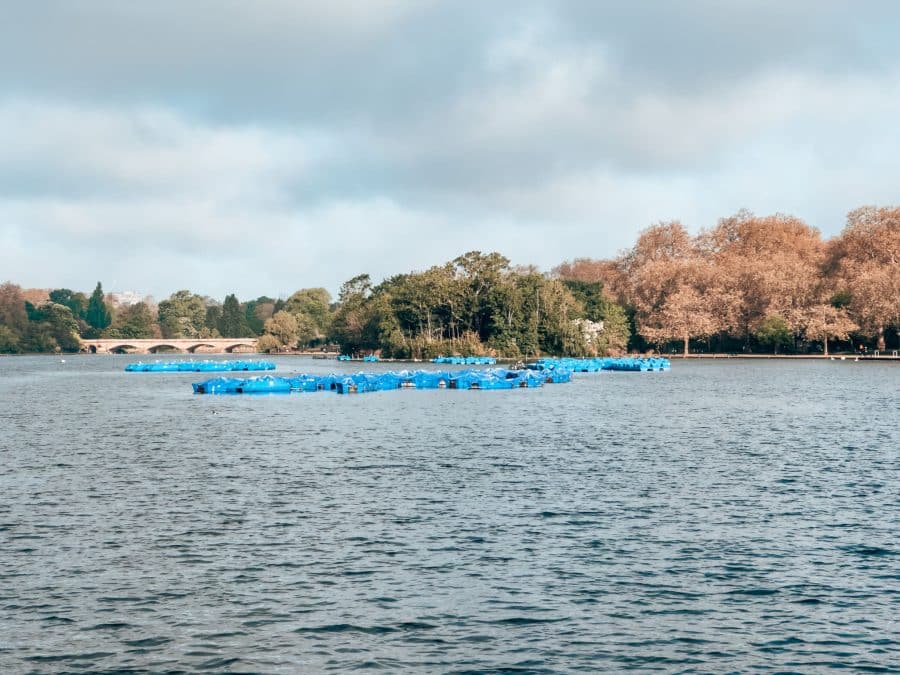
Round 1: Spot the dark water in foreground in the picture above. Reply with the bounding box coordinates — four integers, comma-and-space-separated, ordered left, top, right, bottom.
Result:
1, 356, 897, 673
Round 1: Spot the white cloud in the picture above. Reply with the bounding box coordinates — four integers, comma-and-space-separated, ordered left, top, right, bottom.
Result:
2, 3, 900, 300
0, 99, 325, 201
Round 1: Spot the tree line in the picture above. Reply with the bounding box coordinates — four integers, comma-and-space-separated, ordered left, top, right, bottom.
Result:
1, 206, 897, 356
562, 205, 898, 356
0, 282, 333, 354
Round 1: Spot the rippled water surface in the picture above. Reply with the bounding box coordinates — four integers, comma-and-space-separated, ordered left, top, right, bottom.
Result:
1, 355, 898, 673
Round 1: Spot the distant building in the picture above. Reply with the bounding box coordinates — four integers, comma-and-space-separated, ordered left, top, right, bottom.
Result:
574, 318, 605, 345
108, 291, 147, 307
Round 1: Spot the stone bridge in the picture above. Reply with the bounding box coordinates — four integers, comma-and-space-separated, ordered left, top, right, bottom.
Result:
82, 338, 259, 354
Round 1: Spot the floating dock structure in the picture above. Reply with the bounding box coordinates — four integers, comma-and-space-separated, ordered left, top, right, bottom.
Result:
193, 367, 558, 395
431, 355, 497, 365
191, 356, 665, 395
530, 357, 670, 372
126, 360, 276, 373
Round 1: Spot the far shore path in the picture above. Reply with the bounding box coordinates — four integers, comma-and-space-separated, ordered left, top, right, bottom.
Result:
4, 351, 895, 362
670, 353, 898, 361
281, 351, 899, 362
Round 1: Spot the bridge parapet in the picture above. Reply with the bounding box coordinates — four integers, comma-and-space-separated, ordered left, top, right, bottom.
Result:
82, 338, 259, 354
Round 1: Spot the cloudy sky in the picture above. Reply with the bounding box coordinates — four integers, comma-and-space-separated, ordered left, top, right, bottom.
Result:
2, 1, 899, 301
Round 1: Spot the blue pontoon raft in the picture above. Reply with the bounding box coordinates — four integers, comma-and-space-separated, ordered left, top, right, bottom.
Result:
191, 356, 668, 395
192, 367, 557, 394
431, 355, 497, 365
528, 357, 670, 372
126, 360, 276, 373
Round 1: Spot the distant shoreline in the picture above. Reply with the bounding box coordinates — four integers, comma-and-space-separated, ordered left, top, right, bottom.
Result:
2, 351, 897, 363
280, 352, 900, 362
661, 353, 898, 361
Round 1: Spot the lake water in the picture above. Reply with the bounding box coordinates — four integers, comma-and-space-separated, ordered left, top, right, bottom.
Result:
1, 355, 897, 673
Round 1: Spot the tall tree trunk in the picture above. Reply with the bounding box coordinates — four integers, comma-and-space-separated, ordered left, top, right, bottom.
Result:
823, 336, 829, 356
683, 334, 689, 357
877, 325, 886, 351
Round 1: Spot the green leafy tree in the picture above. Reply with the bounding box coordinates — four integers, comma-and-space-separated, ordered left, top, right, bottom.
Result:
0, 325, 22, 353
384, 272, 443, 345
25, 303, 81, 352
560, 279, 605, 321
49, 289, 88, 320
284, 288, 332, 341
24, 323, 59, 353
157, 290, 207, 338
592, 303, 630, 355
365, 292, 405, 357
484, 273, 526, 357
328, 274, 375, 353
44, 303, 82, 351
507, 272, 543, 357
263, 310, 299, 348
755, 314, 792, 354
204, 305, 222, 335
536, 279, 586, 355
452, 251, 511, 339
218, 294, 251, 337
244, 297, 276, 335
106, 302, 157, 339
24, 301, 41, 321
85, 282, 112, 332
256, 334, 281, 353
560, 280, 632, 355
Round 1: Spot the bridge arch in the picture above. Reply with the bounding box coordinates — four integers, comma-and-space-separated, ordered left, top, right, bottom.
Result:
186, 343, 217, 353
148, 344, 182, 354
109, 344, 140, 354
225, 342, 258, 353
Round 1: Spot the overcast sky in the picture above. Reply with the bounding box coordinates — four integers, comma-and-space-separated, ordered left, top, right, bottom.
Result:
2, 1, 899, 301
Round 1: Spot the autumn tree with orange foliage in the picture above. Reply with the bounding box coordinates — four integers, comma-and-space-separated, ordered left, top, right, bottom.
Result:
828, 206, 900, 350
699, 210, 827, 347
617, 221, 722, 355
0, 282, 29, 352
800, 304, 858, 356
555, 206, 898, 355
640, 286, 720, 356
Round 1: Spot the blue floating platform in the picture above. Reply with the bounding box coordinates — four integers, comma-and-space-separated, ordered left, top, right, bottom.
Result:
529, 357, 670, 372
128, 360, 276, 373
431, 355, 497, 365
192, 358, 669, 395
194, 367, 562, 395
